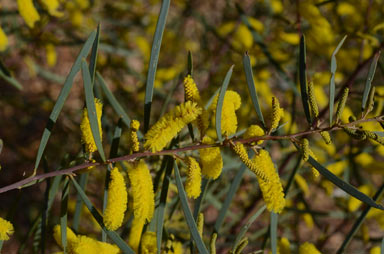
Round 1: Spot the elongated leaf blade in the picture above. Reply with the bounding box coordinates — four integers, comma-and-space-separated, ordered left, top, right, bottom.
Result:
270, 212, 278, 254
60, 178, 70, 252
34, 30, 97, 171
362, 51, 381, 110
144, 0, 171, 133
174, 162, 209, 254
299, 35, 312, 125
72, 173, 88, 232
329, 35, 347, 125
0, 60, 22, 90
216, 65, 234, 142
188, 51, 193, 76
70, 177, 134, 254
89, 24, 101, 83
243, 53, 265, 127
82, 60, 106, 162
214, 164, 246, 233
308, 156, 384, 210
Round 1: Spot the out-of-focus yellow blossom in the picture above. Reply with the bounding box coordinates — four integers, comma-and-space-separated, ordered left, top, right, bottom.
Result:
282, 112, 298, 134
18, 0, 40, 28
103, 167, 127, 231
355, 153, 374, 166
271, 0, 283, 13
337, 2, 356, 16
314, 85, 328, 108
163, 235, 183, 254
80, 98, 103, 153
0, 217, 14, 240
126, 160, 155, 222
298, 202, 314, 229
141, 231, 157, 254
370, 246, 381, 254
75, 0, 90, 10
45, 44, 57, 67
327, 160, 347, 176
144, 101, 202, 152
341, 106, 354, 124
247, 17, 264, 33
218, 21, 262, 50
252, 149, 285, 213
361, 223, 369, 243
70, 10, 84, 27
0, 26, 8, 52
244, 124, 265, 145
348, 185, 371, 212
129, 218, 145, 253
185, 157, 202, 199
41, 0, 63, 17
278, 237, 291, 254
135, 36, 151, 60
210, 90, 241, 136
295, 174, 309, 197
321, 180, 334, 196
199, 136, 223, 180
299, 242, 321, 254
270, 96, 284, 131
279, 32, 300, 45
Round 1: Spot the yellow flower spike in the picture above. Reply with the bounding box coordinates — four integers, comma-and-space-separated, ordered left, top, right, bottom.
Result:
278, 237, 291, 254
348, 185, 371, 212
17, 0, 41, 28
144, 101, 202, 152
335, 88, 349, 124
103, 167, 128, 231
45, 44, 57, 67
199, 136, 223, 180
0, 26, 9, 52
370, 246, 381, 254
183, 75, 201, 102
301, 139, 310, 162
298, 203, 314, 229
252, 149, 285, 213
41, 0, 64, 17
126, 160, 155, 221
197, 213, 204, 237
270, 96, 284, 131
232, 143, 268, 182
53, 225, 78, 251
210, 90, 241, 136
308, 82, 319, 118
185, 157, 202, 199
308, 149, 320, 178
210, 233, 217, 254
141, 231, 157, 254
298, 242, 321, 254
80, 98, 103, 153
73, 235, 120, 254
128, 218, 145, 253
320, 131, 332, 145
244, 124, 265, 145
295, 174, 309, 197
129, 120, 140, 153
0, 217, 14, 241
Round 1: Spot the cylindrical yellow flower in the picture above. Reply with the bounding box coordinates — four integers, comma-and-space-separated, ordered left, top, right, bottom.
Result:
144, 101, 202, 152
0, 26, 8, 52
243, 124, 265, 145
80, 98, 103, 153
308, 81, 319, 118
141, 231, 157, 254
185, 157, 202, 199
199, 136, 223, 180
126, 160, 155, 221
45, 44, 57, 67
129, 120, 140, 153
210, 90, 242, 136
73, 235, 120, 254
252, 149, 285, 213
103, 167, 128, 231
17, 0, 41, 28
128, 218, 145, 253
335, 87, 349, 124
232, 143, 268, 182
298, 242, 321, 254
41, 0, 63, 17
270, 96, 284, 131
0, 217, 14, 241
301, 138, 310, 162
320, 131, 332, 145
278, 237, 291, 254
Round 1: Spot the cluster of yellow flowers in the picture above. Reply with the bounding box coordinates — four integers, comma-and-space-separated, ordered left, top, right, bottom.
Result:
0, 217, 13, 241
80, 98, 103, 154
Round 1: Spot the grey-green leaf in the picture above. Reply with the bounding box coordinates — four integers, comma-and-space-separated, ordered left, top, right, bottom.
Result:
362, 51, 381, 110
299, 35, 312, 125
270, 212, 278, 254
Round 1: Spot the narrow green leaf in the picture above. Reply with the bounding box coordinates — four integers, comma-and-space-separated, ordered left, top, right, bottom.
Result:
70, 177, 135, 254
156, 156, 174, 254
270, 212, 278, 254
72, 173, 88, 232
299, 35, 312, 125
232, 205, 266, 251
329, 35, 347, 125
193, 178, 210, 220
81, 60, 106, 162
214, 164, 246, 233
144, 0, 171, 133
243, 53, 265, 128
188, 51, 193, 76
308, 156, 384, 210
89, 24, 101, 84
337, 183, 384, 254
216, 65, 234, 142
0, 60, 22, 90
174, 162, 209, 254
362, 51, 381, 111
96, 72, 143, 139
381, 237, 384, 254
60, 178, 70, 253
34, 30, 97, 171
